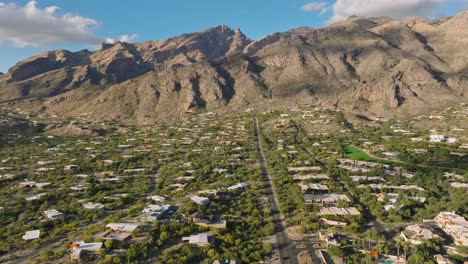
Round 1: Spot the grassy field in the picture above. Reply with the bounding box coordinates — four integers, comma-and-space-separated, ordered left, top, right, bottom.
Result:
343, 145, 406, 166
344, 145, 467, 173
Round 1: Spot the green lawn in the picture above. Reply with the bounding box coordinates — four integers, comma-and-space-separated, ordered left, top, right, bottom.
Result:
343, 145, 406, 167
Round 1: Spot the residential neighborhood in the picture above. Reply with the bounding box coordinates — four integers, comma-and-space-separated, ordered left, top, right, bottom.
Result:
0, 104, 466, 264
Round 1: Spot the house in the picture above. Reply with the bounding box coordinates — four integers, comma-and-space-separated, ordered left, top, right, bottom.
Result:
71, 184, 86, 191
318, 232, 341, 247
142, 204, 174, 221
177, 176, 195, 182
35, 167, 55, 173
382, 152, 399, 157
338, 159, 389, 172
18, 180, 50, 189
0, 173, 16, 180
434, 212, 468, 246
168, 183, 185, 191
293, 174, 329, 181
304, 194, 351, 205
149, 195, 167, 202
98, 177, 120, 183
64, 165, 78, 171
319, 207, 360, 216
83, 202, 104, 209
123, 168, 145, 173
429, 135, 447, 143
103, 160, 114, 166
350, 176, 386, 182
213, 168, 228, 174
357, 184, 424, 192
298, 183, 328, 193
190, 195, 210, 205
430, 135, 457, 143
70, 241, 103, 260
72, 241, 103, 252
191, 212, 227, 229
227, 182, 250, 191
400, 224, 442, 245
22, 230, 40, 240
43, 209, 63, 220
182, 233, 213, 247
443, 172, 464, 181
433, 255, 456, 264
105, 223, 140, 241
37, 160, 56, 165
287, 166, 322, 173
450, 182, 468, 189
25, 193, 47, 201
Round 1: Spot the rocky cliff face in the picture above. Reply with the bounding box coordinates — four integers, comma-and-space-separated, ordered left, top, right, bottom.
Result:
1, 14, 467, 124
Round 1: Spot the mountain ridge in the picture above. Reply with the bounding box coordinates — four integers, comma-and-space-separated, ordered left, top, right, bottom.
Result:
1, 13, 467, 124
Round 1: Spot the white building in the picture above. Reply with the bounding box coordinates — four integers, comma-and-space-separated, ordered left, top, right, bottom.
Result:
227, 182, 250, 191
182, 233, 211, 246
43, 209, 63, 220
149, 195, 167, 202
190, 195, 210, 205
22, 230, 40, 240
430, 135, 446, 143
83, 202, 104, 209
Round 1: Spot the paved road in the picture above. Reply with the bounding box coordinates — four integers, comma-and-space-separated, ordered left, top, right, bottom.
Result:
253, 116, 298, 264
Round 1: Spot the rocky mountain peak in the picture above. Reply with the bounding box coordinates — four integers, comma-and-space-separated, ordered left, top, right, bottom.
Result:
0, 13, 467, 124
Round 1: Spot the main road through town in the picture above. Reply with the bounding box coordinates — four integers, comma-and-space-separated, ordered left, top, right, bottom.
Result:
253, 115, 299, 264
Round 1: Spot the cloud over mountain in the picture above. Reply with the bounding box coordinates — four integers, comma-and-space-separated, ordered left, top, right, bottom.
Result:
0, 1, 137, 48
301, 2, 329, 15
328, 0, 450, 23
0, 1, 101, 47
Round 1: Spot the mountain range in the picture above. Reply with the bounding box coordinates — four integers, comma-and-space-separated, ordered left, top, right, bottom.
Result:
1, 12, 467, 124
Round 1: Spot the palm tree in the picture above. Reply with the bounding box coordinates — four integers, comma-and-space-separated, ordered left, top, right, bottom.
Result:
402, 240, 410, 260
396, 238, 402, 258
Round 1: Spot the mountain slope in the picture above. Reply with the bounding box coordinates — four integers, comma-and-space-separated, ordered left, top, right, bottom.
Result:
1, 14, 467, 124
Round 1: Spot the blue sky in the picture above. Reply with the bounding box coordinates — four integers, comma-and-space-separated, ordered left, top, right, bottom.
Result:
0, 0, 466, 72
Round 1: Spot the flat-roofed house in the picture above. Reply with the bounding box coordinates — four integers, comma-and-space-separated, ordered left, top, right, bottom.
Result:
83, 202, 104, 209
400, 224, 442, 245
182, 233, 213, 247
299, 183, 329, 193
43, 209, 63, 220
105, 223, 140, 241
293, 174, 329, 181
143, 204, 174, 221
304, 194, 351, 205
190, 195, 210, 205
319, 207, 360, 216
434, 212, 468, 246
22, 230, 40, 240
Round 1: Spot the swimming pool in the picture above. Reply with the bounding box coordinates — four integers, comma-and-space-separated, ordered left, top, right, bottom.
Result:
378, 259, 395, 264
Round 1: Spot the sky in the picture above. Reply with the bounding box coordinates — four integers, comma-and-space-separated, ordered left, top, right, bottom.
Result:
0, 0, 466, 72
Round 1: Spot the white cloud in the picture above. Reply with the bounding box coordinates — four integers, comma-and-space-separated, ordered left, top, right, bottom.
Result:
329, 0, 450, 23
301, 2, 328, 12
105, 34, 139, 44
0, 1, 137, 48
